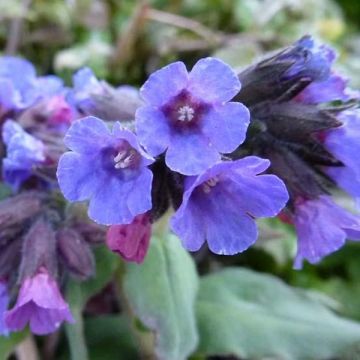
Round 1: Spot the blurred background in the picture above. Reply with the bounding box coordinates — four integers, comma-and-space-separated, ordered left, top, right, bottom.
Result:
1, 0, 360, 359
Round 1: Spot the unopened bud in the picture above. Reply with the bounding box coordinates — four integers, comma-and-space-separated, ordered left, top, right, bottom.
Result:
72, 221, 106, 245
18, 216, 57, 282
56, 228, 95, 280
0, 238, 22, 278
0, 192, 43, 235
106, 214, 151, 264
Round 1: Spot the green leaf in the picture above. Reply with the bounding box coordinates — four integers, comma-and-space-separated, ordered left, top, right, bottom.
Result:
196, 268, 360, 360
123, 234, 199, 360
0, 330, 28, 358
74, 245, 119, 308
85, 315, 137, 360
66, 246, 119, 360
0, 183, 12, 201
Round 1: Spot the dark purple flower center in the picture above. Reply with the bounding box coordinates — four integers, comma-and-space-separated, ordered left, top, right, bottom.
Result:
101, 141, 141, 175
162, 90, 208, 128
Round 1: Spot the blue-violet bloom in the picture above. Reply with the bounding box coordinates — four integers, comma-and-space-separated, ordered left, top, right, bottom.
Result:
2, 120, 45, 191
136, 57, 250, 175
171, 156, 289, 254
0, 56, 64, 112
5, 268, 74, 335
294, 196, 360, 268
0, 281, 9, 336
322, 110, 360, 204
57, 116, 154, 225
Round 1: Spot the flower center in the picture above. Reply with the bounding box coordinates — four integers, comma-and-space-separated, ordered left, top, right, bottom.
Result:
113, 149, 138, 169
202, 176, 219, 194
177, 105, 195, 122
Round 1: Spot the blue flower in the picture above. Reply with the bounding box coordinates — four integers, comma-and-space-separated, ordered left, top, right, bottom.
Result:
67, 67, 104, 114
322, 110, 360, 205
135, 57, 250, 175
170, 157, 289, 254
294, 196, 360, 268
2, 120, 45, 191
0, 56, 64, 112
282, 36, 334, 82
57, 116, 154, 225
0, 281, 9, 336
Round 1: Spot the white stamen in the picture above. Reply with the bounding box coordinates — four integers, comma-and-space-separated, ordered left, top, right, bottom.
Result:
202, 176, 220, 194
114, 150, 136, 169
178, 105, 195, 122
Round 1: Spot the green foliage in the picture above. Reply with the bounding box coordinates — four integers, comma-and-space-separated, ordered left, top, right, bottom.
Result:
0, 330, 28, 359
65, 246, 118, 360
123, 235, 199, 360
84, 315, 137, 360
195, 268, 360, 359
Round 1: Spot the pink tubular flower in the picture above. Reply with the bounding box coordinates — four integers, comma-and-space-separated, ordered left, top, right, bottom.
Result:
5, 268, 74, 335
106, 214, 151, 264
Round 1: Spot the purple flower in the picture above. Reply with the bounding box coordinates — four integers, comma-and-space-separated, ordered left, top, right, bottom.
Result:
136, 57, 250, 175
0, 56, 64, 112
282, 36, 334, 82
67, 67, 104, 112
295, 73, 354, 104
0, 281, 9, 336
322, 110, 360, 203
57, 116, 154, 225
106, 213, 151, 263
170, 157, 289, 254
2, 120, 45, 191
294, 196, 360, 268
5, 268, 74, 335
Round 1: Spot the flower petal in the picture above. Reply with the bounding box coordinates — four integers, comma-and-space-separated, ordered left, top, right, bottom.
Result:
201, 102, 250, 153
171, 200, 206, 252
294, 196, 360, 268
204, 193, 258, 255
135, 106, 171, 157
64, 116, 111, 153
126, 169, 153, 216
88, 177, 135, 225
165, 132, 220, 175
140, 62, 188, 107
188, 57, 241, 103
227, 173, 289, 218
57, 152, 102, 202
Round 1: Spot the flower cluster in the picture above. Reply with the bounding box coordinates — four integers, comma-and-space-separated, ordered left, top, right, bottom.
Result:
0, 35, 359, 337
236, 35, 360, 267
58, 57, 289, 258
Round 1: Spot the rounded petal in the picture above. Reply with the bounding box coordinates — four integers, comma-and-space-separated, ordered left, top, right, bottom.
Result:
294, 196, 360, 268
140, 62, 188, 107
5, 302, 33, 331
64, 116, 111, 153
324, 111, 360, 174
201, 102, 250, 153
170, 201, 206, 252
135, 106, 171, 157
188, 57, 241, 103
206, 212, 257, 255
227, 173, 289, 218
57, 152, 102, 202
165, 133, 220, 175
29, 307, 74, 335
126, 169, 153, 216
88, 177, 134, 225
326, 166, 360, 201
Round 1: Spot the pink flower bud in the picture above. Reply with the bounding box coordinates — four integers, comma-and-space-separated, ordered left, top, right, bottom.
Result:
106, 214, 151, 264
